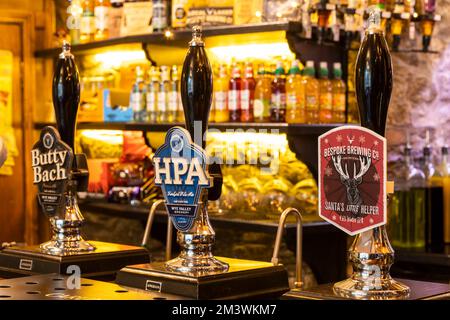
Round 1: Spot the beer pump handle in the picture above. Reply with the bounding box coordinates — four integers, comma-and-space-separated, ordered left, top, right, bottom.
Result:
355, 7, 392, 137
52, 41, 89, 191
181, 26, 222, 200
52, 41, 80, 152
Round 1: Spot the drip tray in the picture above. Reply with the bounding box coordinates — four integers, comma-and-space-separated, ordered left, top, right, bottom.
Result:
0, 274, 184, 300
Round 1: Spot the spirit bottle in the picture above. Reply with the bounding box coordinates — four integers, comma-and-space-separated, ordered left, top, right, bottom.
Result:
438, 146, 450, 243
146, 67, 159, 123
303, 61, 319, 124
270, 61, 286, 122
171, 0, 189, 29
318, 61, 333, 123
168, 65, 179, 123
130, 66, 145, 122
286, 60, 305, 123
331, 62, 346, 123
228, 64, 242, 122
422, 130, 444, 248
390, 141, 426, 248
213, 64, 229, 123
253, 64, 271, 122
80, 0, 95, 43
68, 0, 83, 44
391, 0, 406, 51
241, 63, 255, 123
158, 66, 170, 123
152, 0, 169, 32
94, 0, 110, 41
109, 0, 124, 39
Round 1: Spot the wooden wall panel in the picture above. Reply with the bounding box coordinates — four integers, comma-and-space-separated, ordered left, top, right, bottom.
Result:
0, 1, 54, 244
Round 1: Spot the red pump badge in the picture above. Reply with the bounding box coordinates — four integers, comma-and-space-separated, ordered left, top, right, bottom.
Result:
318, 126, 387, 235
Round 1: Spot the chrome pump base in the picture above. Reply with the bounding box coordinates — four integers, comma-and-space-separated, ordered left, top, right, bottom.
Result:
165, 201, 228, 275
333, 226, 410, 300
40, 190, 95, 256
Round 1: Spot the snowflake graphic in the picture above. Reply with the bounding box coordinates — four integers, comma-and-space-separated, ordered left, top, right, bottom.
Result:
336, 135, 342, 143
332, 215, 337, 220
374, 140, 379, 146
359, 135, 366, 143
324, 138, 329, 144
369, 218, 374, 224
373, 172, 380, 182
325, 166, 333, 177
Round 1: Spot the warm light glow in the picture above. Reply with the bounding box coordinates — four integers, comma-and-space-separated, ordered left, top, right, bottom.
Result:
94, 51, 147, 69
208, 42, 295, 63
164, 29, 173, 39
255, 10, 262, 18
80, 130, 123, 145
276, 12, 282, 18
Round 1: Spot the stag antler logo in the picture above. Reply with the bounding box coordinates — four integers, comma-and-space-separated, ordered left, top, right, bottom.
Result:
332, 155, 371, 206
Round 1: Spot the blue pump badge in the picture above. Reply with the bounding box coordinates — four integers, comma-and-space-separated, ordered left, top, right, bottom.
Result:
153, 127, 212, 232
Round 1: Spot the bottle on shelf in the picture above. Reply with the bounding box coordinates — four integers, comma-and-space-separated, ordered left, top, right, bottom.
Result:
420, 0, 437, 51
80, 0, 96, 43
241, 62, 255, 123
158, 65, 170, 122
317, 2, 332, 44
152, 0, 169, 32
438, 145, 450, 243
331, 62, 346, 123
286, 60, 305, 124
94, 0, 110, 41
228, 63, 242, 122
389, 140, 426, 248
168, 65, 180, 123
171, 0, 190, 29
146, 67, 159, 123
422, 130, 444, 248
329, 6, 342, 42
270, 61, 286, 123
343, 0, 358, 49
213, 64, 229, 123
253, 64, 271, 123
130, 66, 145, 122
302, 0, 313, 39
318, 61, 333, 123
303, 60, 319, 124
68, 0, 83, 45
391, 0, 406, 50
109, 0, 124, 39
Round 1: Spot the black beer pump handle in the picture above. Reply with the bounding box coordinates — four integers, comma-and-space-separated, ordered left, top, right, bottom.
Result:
355, 8, 392, 138
181, 26, 222, 201
181, 26, 212, 143
52, 41, 80, 153
52, 41, 89, 191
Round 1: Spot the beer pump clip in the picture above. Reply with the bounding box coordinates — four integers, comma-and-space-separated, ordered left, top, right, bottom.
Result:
116, 26, 290, 299
0, 42, 149, 279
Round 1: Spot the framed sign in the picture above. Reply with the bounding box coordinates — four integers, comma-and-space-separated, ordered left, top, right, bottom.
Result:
318, 126, 387, 235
